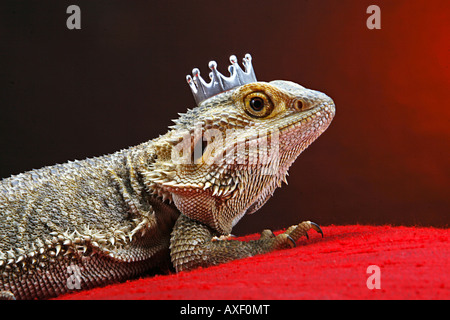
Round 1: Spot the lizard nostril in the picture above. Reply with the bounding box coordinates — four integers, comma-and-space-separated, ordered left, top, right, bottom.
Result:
294, 100, 304, 111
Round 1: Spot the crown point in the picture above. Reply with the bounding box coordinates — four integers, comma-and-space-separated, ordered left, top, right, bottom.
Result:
192, 68, 200, 77
208, 60, 217, 70
229, 55, 238, 64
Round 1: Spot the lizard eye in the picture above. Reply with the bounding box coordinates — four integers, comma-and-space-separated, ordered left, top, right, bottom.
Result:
244, 92, 274, 118
250, 97, 264, 111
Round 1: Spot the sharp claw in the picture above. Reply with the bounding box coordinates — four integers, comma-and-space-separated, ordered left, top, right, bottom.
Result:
304, 231, 309, 239
309, 222, 324, 238
286, 235, 296, 248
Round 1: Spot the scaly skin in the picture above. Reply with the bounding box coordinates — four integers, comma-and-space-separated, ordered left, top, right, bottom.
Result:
0, 79, 335, 299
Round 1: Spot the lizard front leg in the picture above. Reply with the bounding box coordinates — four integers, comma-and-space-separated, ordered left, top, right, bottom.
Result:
169, 214, 322, 272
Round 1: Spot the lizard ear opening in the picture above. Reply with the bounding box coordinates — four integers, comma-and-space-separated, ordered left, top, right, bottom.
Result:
193, 137, 208, 163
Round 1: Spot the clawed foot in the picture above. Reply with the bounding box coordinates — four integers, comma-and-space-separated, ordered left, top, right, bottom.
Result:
260, 221, 323, 250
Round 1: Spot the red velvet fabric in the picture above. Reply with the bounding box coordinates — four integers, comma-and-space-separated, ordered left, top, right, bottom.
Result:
58, 225, 449, 300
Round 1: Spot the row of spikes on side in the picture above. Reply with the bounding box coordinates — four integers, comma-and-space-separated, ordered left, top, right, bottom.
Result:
0, 223, 152, 276
168, 108, 253, 131
143, 161, 288, 200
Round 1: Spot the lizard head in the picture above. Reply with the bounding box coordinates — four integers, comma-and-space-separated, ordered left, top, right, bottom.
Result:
143, 58, 335, 234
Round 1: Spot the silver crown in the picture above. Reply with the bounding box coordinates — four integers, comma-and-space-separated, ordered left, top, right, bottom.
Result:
186, 53, 257, 105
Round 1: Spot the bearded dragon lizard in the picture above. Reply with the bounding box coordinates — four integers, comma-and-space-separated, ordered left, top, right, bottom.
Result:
0, 54, 335, 299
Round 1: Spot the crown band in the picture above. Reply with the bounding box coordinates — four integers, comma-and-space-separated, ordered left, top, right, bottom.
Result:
186, 54, 257, 105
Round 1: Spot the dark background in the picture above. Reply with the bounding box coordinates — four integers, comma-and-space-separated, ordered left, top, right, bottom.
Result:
1, 0, 448, 235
